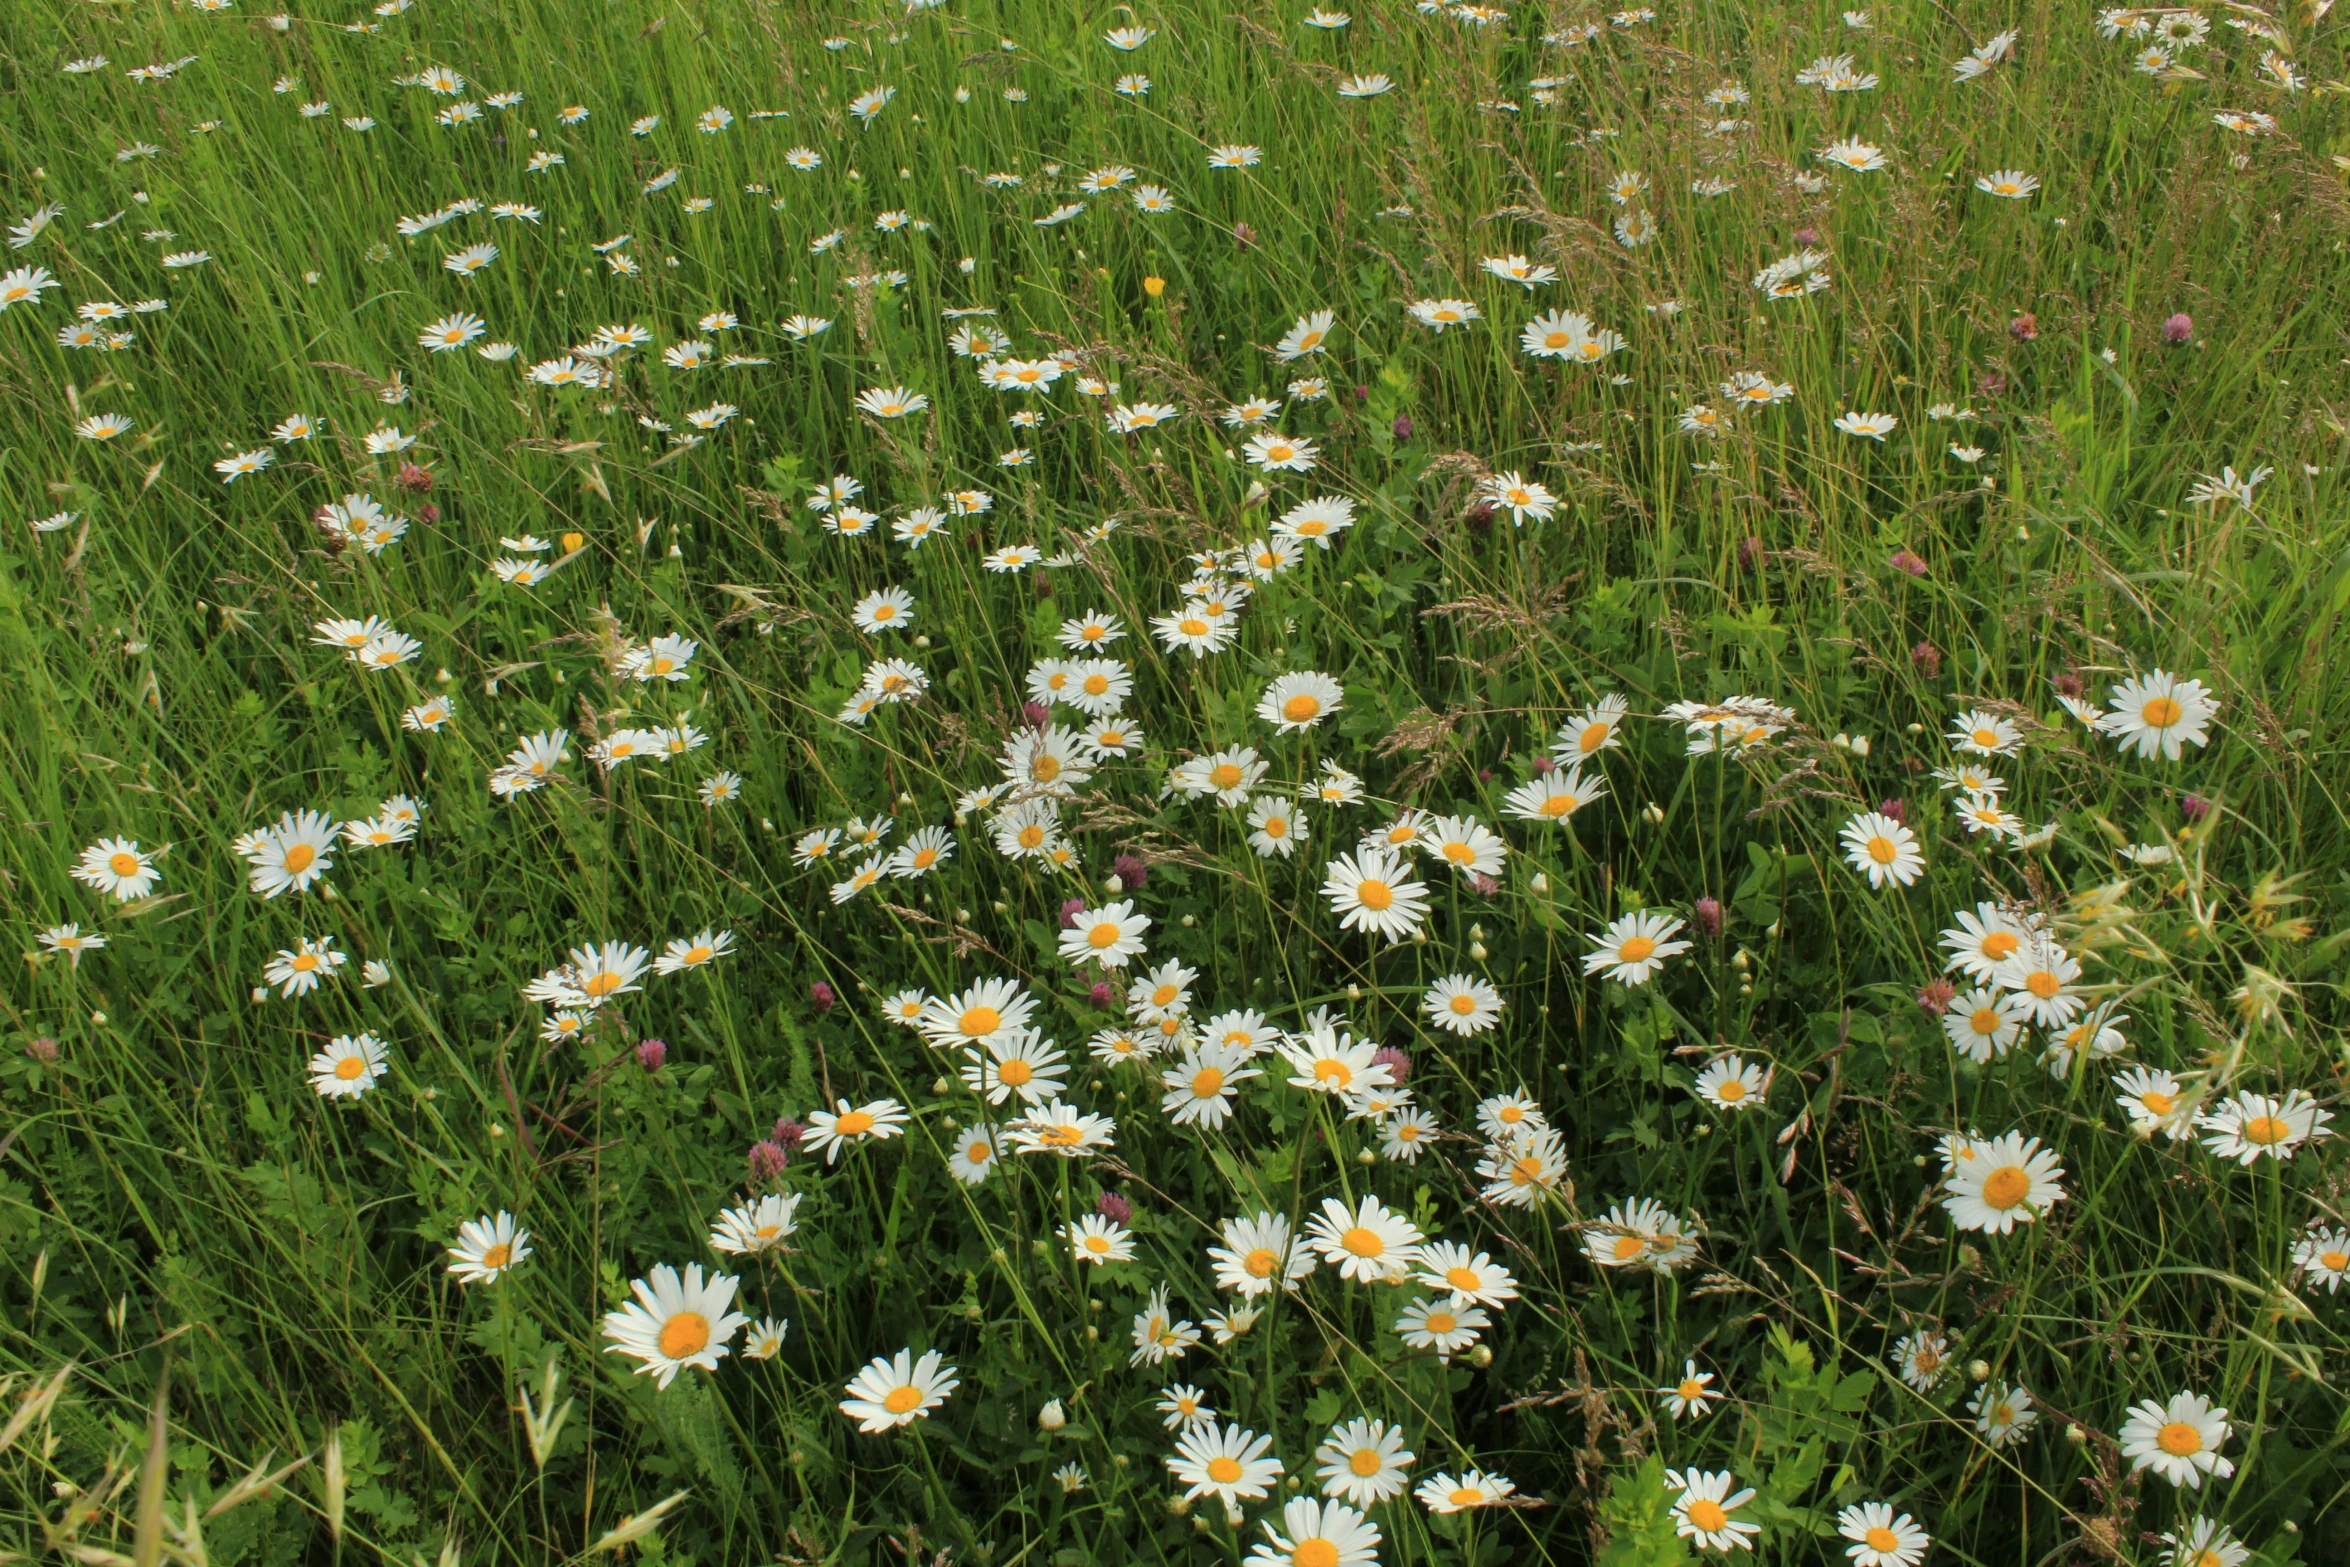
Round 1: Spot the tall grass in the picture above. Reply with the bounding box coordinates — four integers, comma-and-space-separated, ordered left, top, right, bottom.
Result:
2, 1, 2348, 1563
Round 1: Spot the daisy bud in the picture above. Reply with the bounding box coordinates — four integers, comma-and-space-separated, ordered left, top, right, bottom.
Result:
1467, 1344, 1493, 1368
1181, 914, 1196, 927
1530, 873, 1550, 893
2065, 1424, 2086, 1444
1469, 941, 1490, 961
1967, 1359, 1991, 1382
914, 634, 931, 648
2162, 311, 2193, 344
1356, 1148, 1377, 1165
1037, 1398, 1066, 1431
251, 988, 269, 1003
1346, 984, 1363, 1000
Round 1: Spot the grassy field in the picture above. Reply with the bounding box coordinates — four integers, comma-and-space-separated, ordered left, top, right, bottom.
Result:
4, 0, 2350, 1563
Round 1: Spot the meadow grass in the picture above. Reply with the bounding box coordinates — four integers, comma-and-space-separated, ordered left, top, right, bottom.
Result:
3, 1, 2350, 1564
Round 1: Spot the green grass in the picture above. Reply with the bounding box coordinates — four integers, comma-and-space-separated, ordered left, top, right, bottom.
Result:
3, 1, 2350, 1564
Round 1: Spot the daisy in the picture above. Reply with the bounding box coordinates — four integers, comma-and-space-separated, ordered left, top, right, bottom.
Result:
1382, 1109, 1439, 1162
1939, 902, 2037, 981
1259, 671, 1343, 731
1007, 1100, 1117, 1156
802, 1098, 909, 1162
742, 1319, 789, 1361
1835, 410, 1899, 440
1504, 767, 1607, 824
854, 385, 928, 419
1840, 812, 1923, 888
1943, 990, 2027, 1062
308, 1032, 387, 1097
852, 586, 915, 634
1248, 1497, 1380, 1567
2119, 1391, 2235, 1488
960, 1031, 1068, 1106
1395, 1297, 1488, 1356
1424, 975, 1503, 1036
446, 1211, 531, 1284
707, 1193, 802, 1256
2114, 1066, 2195, 1140
1161, 1043, 1260, 1129
1168, 1421, 1282, 1507
1246, 795, 1308, 857
245, 810, 338, 897
1582, 911, 1692, 985
1157, 1385, 1215, 1430
35, 925, 104, 969
1306, 1194, 1424, 1282
2097, 670, 2216, 760
1314, 1417, 1414, 1506
2197, 1089, 2332, 1164
72, 838, 162, 900
1274, 495, 1356, 548
1243, 431, 1318, 472
1942, 1131, 2065, 1233
1993, 939, 2082, 1028
2162, 1519, 2250, 1567
839, 1348, 959, 1432
2294, 1227, 2350, 1292
1693, 1055, 1768, 1110
1970, 1380, 2037, 1445
1838, 1502, 1931, 1567
1425, 815, 1506, 879
1058, 900, 1152, 969
919, 978, 1035, 1049
1478, 470, 1557, 525
1209, 1211, 1314, 1296
567, 940, 650, 1006
1891, 1331, 1950, 1391
1278, 1024, 1391, 1098
1975, 169, 2040, 200
947, 1125, 1000, 1185
653, 928, 735, 976
1322, 847, 1430, 944
1415, 1469, 1515, 1512
1949, 709, 2023, 756
1063, 1214, 1135, 1265
1275, 310, 1336, 360
264, 936, 347, 997
1668, 1469, 1759, 1552
1656, 1362, 1723, 1419
1407, 298, 1480, 333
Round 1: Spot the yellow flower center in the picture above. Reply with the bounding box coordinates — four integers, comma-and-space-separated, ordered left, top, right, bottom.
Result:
2156, 1421, 2204, 1456
960, 1006, 1001, 1037
2142, 696, 2183, 728
1242, 1247, 1278, 1278
1356, 879, 1394, 911
584, 970, 623, 997
1867, 835, 1898, 864
1973, 728, 1999, 748
2025, 971, 2061, 999
1865, 1526, 1900, 1551
1971, 1007, 2004, 1036
1618, 935, 1657, 963
657, 1312, 709, 1359
1341, 1226, 1384, 1258
1449, 1487, 1483, 1507
1192, 1068, 1226, 1097
1264, 816, 1288, 837
1981, 932, 2019, 960
1206, 1456, 1244, 1483
684, 945, 712, 965
882, 1384, 924, 1415
1423, 1310, 1457, 1334
2141, 1091, 2175, 1116
1450, 994, 1478, 1015
334, 1055, 367, 1080
965, 1141, 991, 1163
1153, 985, 1180, 1006
1981, 1165, 2032, 1210
283, 843, 317, 874
1544, 331, 1570, 349
1679, 1379, 1706, 1399
1210, 763, 1243, 788
109, 851, 143, 877
1283, 694, 1322, 722
1086, 921, 1124, 950
1716, 1079, 1746, 1101
1017, 826, 1046, 849
479, 1243, 512, 1269
1511, 1156, 1543, 1185
2244, 1114, 2290, 1144
292, 953, 320, 972
835, 1110, 876, 1136
1084, 1234, 1110, 1253
998, 1059, 1034, 1087
1181, 618, 1210, 638
2320, 1251, 2349, 1271
1687, 1500, 1729, 1533
1612, 1235, 1645, 1261
1314, 1060, 1353, 1087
